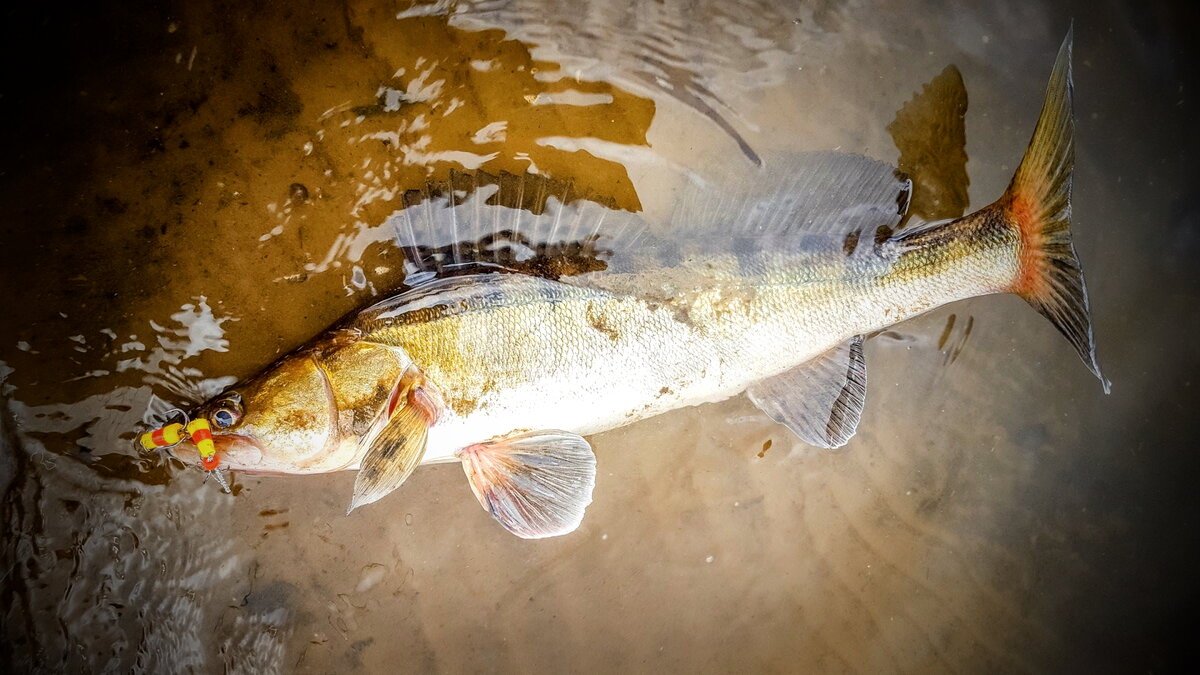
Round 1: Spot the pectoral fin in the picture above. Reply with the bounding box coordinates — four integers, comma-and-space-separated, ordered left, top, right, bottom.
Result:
747, 337, 867, 449
456, 430, 596, 539
348, 385, 440, 513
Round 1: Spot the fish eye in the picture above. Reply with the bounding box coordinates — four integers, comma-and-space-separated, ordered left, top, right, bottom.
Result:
210, 394, 243, 429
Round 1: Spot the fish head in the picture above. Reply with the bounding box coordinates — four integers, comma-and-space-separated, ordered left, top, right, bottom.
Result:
180, 354, 340, 473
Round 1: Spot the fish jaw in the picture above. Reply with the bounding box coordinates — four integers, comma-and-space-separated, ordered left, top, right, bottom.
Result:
168, 430, 341, 475
167, 433, 266, 472
209, 433, 269, 471
170, 433, 369, 477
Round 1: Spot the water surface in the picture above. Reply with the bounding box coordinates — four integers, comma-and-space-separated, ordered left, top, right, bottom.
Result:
1, 0, 1197, 672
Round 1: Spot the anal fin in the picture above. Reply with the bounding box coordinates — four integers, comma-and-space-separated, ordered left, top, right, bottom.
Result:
348, 380, 441, 513
747, 337, 867, 449
456, 430, 596, 539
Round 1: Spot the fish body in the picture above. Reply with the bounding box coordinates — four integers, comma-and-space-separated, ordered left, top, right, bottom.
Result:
183, 32, 1105, 538
356, 222, 1017, 465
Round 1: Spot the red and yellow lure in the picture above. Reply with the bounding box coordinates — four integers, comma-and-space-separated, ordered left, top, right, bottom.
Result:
138, 416, 230, 491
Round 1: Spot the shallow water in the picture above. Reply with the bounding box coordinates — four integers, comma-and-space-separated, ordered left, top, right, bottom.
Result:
2, 0, 1198, 672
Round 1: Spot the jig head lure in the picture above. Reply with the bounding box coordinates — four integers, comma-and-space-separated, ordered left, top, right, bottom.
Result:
138, 412, 230, 492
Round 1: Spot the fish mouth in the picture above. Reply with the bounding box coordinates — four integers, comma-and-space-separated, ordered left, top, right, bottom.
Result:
212, 433, 267, 470
169, 433, 266, 471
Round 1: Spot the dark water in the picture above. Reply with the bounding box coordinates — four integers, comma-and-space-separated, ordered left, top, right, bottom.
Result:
2, 0, 1198, 672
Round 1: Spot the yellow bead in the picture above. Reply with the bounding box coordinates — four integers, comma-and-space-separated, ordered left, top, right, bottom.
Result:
162, 423, 183, 445
186, 418, 216, 459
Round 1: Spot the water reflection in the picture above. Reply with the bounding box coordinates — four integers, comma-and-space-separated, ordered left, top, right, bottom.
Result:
296, 6, 655, 282
888, 65, 970, 224
452, 0, 839, 165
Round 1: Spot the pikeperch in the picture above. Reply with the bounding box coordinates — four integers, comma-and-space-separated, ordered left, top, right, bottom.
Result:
179, 32, 1105, 538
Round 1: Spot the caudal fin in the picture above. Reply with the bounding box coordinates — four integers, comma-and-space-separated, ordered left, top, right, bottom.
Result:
1000, 28, 1109, 393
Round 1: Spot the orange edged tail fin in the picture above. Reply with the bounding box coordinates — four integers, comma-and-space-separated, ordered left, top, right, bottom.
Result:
1002, 27, 1109, 393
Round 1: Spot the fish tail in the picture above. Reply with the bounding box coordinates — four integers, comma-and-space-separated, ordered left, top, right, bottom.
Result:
998, 27, 1109, 393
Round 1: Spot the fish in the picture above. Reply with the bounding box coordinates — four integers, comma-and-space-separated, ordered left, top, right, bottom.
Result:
178, 31, 1106, 539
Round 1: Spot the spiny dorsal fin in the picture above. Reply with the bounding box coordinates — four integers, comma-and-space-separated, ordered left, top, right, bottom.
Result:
387, 170, 648, 282
746, 337, 867, 449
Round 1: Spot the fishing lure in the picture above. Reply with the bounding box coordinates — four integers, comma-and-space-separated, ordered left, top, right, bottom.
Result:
138, 413, 230, 492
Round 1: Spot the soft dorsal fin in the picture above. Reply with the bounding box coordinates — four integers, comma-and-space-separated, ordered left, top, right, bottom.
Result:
747, 337, 867, 449
669, 151, 911, 248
